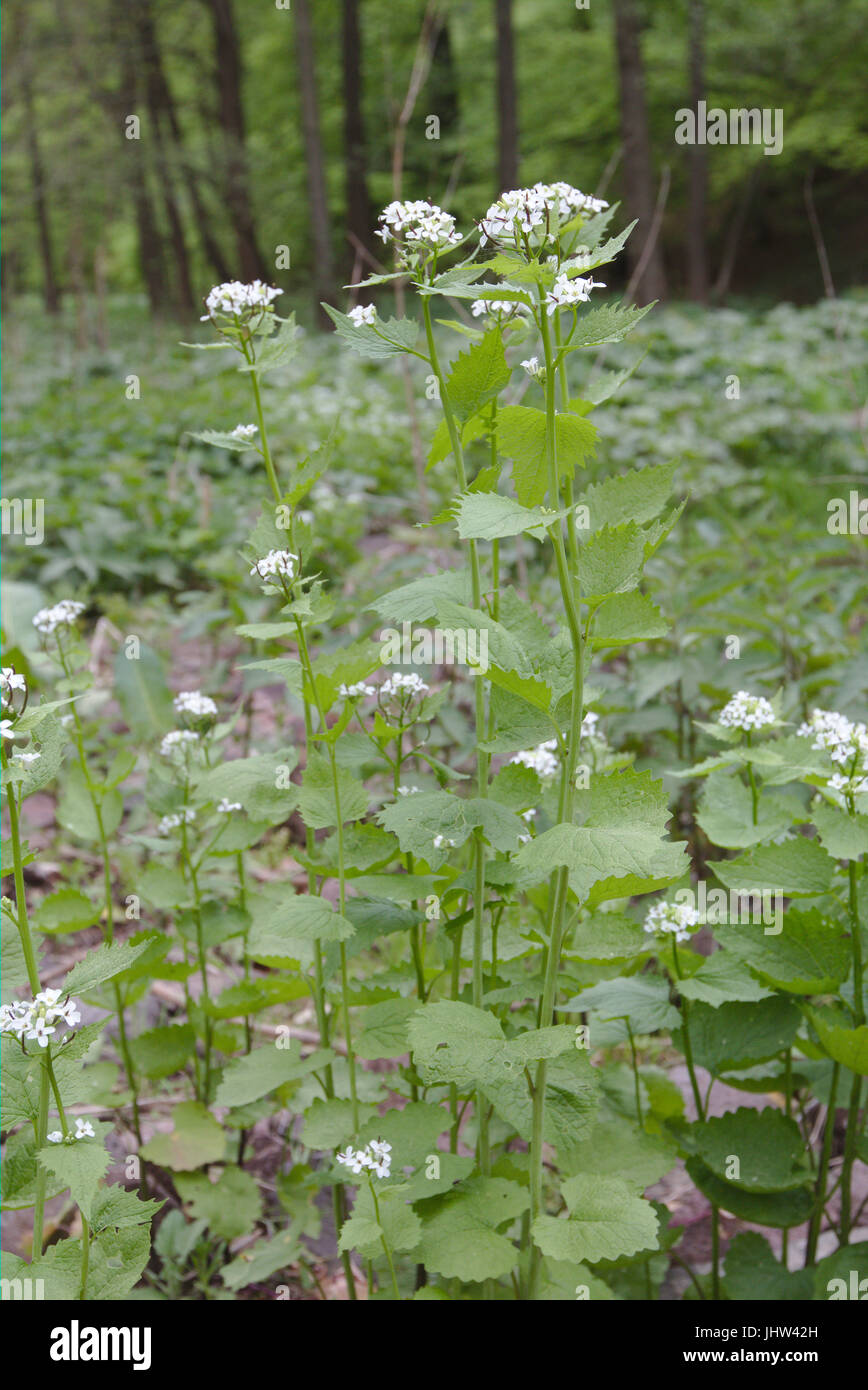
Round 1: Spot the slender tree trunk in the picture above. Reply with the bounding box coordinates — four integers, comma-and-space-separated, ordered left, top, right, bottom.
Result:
135, 12, 195, 316
202, 0, 268, 281
686, 0, 708, 301
11, 3, 61, 314
612, 0, 667, 302
342, 0, 373, 274
494, 0, 518, 192
294, 0, 336, 324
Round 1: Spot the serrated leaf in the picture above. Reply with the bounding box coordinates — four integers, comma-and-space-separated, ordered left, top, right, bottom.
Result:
496, 405, 597, 506
533, 1175, 658, 1263
444, 328, 510, 423
712, 838, 836, 897
175, 1167, 262, 1240
214, 1041, 335, 1107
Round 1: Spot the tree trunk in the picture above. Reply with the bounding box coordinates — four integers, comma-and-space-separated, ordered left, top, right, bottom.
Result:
136, 0, 232, 293
341, 0, 373, 274
202, 0, 268, 281
135, 7, 195, 316
10, 2, 61, 314
612, 0, 667, 303
686, 0, 708, 301
294, 0, 336, 324
494, 0, 518, 193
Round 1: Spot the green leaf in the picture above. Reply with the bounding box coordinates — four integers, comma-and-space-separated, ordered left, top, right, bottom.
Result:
323, 305, 420, 358
196, 750, 298, 824
378, 790, 526, 865
113, 641, 174, 737
564, 976, 679, 1033
676, 998, 801, 1075
88, 1184, 163, 1233
241, 313, 299, 374
723, 1232, 814, 1300
581, 461, 677, 531
590, 591, 669, 648
340, 1184, 421, 1259
189, 429, 258, 452
563, 1114, 677, 1191
675, 1108, 809, 1192
685, 1157, 813, 1228
408, 1000, 505, 1089
723, 908, 850, 994
62, 938, 153, 995
806, 1011, 868, 1074
444, 328, 510, 422
138, 863, 193, 911
129, 1023, 197, 1079
811, 803, 868, 860
56, 764, 123, 843
175, 1167, 262, 1240
562, 301, 653, 352
513, 768, 687, 902
301, 1098, 378, 1149
139, 1101, 226, 1171
38, 1137, 111, 1218
532, 1175, 658, 1263
712, 838, 836, 897
215, 1041, 335, 1108
252, 892, 355, 944
221, 1224, 305, 1292
696, 771, 801, 849
369, 568, 471, 623
496, 405, 597, 506
86, 1226, 151, 1300
418, 1177, 528, 1282
576, 523, 647, 600
454, 491, 572, 542
33, 888, 99, 935
355, 997, 420, 1059
297, 751, 369, 829
678, 950, 774, 1007
1, 1129, 67, 1209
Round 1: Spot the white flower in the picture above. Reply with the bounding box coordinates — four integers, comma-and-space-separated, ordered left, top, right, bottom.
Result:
32, 599, 85, 636
201, 280, 282, 321
375, 200, 462, 257
47, 1131, 64, 1144
25, 1017, 55, 1047
643, 900, 700, 943
348, 304, 377, 327
1, 719, 19, 742
545, 273, 606, 315
74, 1118, 96, 1140
510, 739, 559, 780
433, 834, 457, 850
11, 750, 41, 767
337, 1141, 392, 1179
216, 797, 242, 814
250, 549, 299, 583
230, 423, 258, 440
799, 708, 868, 769
159, 730, 200, 758
0, 667, 26, 708
397, 785, 422, 797
471, 298, 524, 318
158, 808, 197, 836
581, 710, 601, 740
0, 991, 81, 1048
521, 355, 544, 379
338, 682, 377, 700
380, 672, 429, 698
717, 691, 776, 733
173, 690, 218, 721
828, 772, 868, 796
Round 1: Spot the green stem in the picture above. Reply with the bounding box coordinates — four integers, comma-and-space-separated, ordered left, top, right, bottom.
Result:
805, 1062, 839, 1265
79, 1216, 90, 1300
840, 858, 866, 1243
422, 295, 490, 1175
370, 1180, 401, 1300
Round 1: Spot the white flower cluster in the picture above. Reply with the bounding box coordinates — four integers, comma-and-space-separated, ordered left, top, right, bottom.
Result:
33, 599, 85, 636
798, 708, 868, 770
545, 272, 606, 315
397, 785, 422, 797
471, 298, 523, 318
338, 681, 377, 699
173, 690, 218, 721
643, 900, 700, 943
348, 304, 377, 327
521, 355, 544, 379
716, 691, 776, 732
250, 549, 299, 583
230, 423, 258, 440
828, 771, 868, 796
48, 1118, 96, 1144
159, 729, 200, 758
0, 990, 82, 1049
381, 673, 429, 698
433, 834, 457, 850
158, 807, 196, 836
201, 280, 282, 321
375, 200, 462, 255
510, 738, 559, 780
336, 1139, 392, 1179
479, 183, 608, 247
1, 667, 26, 708
581, 711, 601, 740
217, 797, 242, 814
